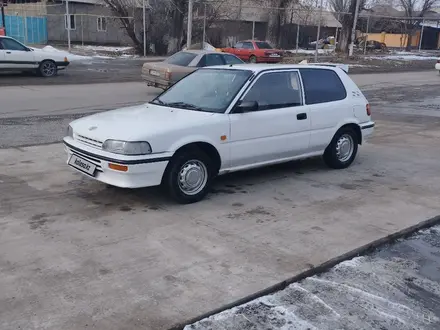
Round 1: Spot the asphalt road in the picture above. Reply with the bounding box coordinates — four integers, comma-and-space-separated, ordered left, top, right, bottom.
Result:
187, 225, 440, 330
0, 55, 436, 87
1, 70, 440, 149
1, 71, 440, 329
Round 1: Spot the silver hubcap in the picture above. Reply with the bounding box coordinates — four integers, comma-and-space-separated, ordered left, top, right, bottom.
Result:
336, 134, 354, 162
42, 62, 55, 76
178, 160, 208, 195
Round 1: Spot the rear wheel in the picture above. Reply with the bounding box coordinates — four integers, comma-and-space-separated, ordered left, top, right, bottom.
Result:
39, 60, 57, 77
163, 149, 213, 204
249, 55, 257, 63
323, 127, 358, 169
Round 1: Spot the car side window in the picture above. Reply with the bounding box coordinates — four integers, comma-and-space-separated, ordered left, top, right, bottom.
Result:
204, 54, 226, 66
299, 68, 347, 104
242, 71, 303, 111
1, 38, 27, 51
222, 54, 243, 65
234, 42, 243, 49
242, 42, 254, 49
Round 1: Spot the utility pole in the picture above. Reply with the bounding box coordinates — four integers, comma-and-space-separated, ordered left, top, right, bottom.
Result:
143, 0, 146, 56
363, 15, 370, 55
187, 0, 193, 49
349, 0, 361, 57
65, 0, 71, 51
202, 3, 206, 48
419, 19, 424, 51
315, 0, 323, 62
252, 20, 255, 40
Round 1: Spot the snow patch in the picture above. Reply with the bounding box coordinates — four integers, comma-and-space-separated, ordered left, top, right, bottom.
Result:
368, 54, 439, 61
34, 45, 93, 61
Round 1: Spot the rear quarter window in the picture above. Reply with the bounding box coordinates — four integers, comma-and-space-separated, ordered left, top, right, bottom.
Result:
165, 52, 197, 66
299, 68, 347, 105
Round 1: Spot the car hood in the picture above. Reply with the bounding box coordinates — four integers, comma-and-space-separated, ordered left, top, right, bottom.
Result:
70, 103, 215, 141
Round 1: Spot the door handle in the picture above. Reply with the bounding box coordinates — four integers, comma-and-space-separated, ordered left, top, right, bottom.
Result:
297, 113, 307, 120
6, 51, 11, 54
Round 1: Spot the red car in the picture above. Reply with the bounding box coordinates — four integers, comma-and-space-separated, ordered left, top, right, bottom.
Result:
221, 40, 284, 63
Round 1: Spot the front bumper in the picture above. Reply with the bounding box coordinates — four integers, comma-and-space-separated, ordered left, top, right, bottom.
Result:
435, 63, 440, 71
64, 138, 170, 189
56, 61, 70, 70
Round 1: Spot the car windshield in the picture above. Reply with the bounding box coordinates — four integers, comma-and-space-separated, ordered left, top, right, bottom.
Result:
255, 41, 273, 49
151, 69, 252, 113
164, 52, 197, 66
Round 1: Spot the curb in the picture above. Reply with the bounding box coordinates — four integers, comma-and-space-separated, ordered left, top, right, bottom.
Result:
169, 214, 440, 330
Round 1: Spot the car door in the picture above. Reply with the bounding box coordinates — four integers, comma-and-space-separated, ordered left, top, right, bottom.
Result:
233, 42, 246, 60
241, 42, 254, 60
299, 68, 350, 152
0, 40, 5, 69
0, 38, 36, 69
228, 70, 311, 168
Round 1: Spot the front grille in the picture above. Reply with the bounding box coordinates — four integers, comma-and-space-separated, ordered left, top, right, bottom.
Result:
75, 134, 103, 149
69, 147, 103, 173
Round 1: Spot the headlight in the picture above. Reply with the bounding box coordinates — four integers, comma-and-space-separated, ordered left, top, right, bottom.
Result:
66, 125, 73, 138
102, 140, 152, 155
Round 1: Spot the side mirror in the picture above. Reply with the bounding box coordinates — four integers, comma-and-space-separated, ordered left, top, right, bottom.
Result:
26, 47, 33, 52
234, 100, 258, 113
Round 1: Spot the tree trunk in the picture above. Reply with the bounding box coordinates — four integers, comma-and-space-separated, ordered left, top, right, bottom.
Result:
167, 0, 185, 54
337, 24, 351, 53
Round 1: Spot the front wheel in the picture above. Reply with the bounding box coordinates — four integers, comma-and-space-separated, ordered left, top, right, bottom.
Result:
39, 60, 57, 77
323, 128, 358, 169
163, 149, 213, 204
249, 55, 257, 63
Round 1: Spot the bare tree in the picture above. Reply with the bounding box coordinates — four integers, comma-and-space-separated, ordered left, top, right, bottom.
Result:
100, 0, 143, 53
266, 0, 295, 47
330, 0, 366, 53
398, 0, 438, 50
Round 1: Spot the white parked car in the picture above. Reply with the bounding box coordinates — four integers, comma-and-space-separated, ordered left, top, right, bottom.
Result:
64, 64, 375, 203
0, 36, 70, 77
436, 58, 440, 74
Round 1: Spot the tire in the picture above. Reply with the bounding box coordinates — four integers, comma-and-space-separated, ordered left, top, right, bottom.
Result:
39, 60, 57, 77
323, 127, 359, 169
163, 149, 213, 204
249, 55, 257, 63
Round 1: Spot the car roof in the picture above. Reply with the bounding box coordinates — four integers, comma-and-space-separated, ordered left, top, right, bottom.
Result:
205, 63, 342, 73
181, 49, 221, 55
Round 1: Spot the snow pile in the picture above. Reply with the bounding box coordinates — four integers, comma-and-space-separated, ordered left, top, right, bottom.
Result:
368, 54, 439, 61
286, 48, 335, 55
73, 45, 133, 52
36, 45, 93, 61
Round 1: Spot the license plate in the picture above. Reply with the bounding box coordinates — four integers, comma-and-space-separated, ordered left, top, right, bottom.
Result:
150, 70, 160, 76
269, 54, 280, 57
69, 154, 96, 176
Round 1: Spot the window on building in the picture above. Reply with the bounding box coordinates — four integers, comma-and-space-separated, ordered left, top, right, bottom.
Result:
97, 17, 107, 32
65, 14, 76, 30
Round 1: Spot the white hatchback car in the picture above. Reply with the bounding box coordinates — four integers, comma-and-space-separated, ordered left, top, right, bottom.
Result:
0, 36, 70, 77
64, 64, 374, 203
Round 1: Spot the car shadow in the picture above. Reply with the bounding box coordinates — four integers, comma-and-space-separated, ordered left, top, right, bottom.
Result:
70, 157, 328, 210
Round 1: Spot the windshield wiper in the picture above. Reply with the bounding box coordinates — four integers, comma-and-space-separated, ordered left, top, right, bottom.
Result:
165, 102, 206, 112
151, 98, 165, 105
